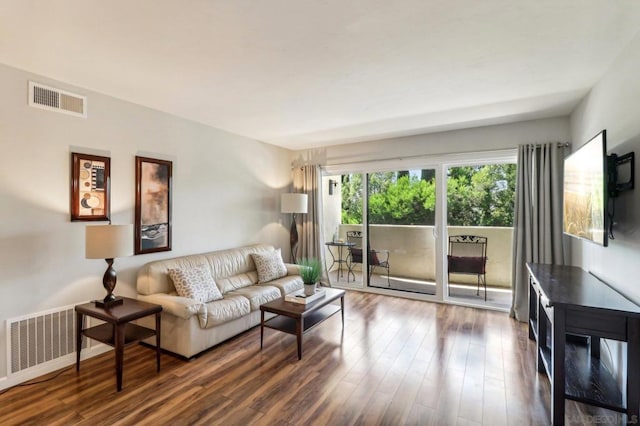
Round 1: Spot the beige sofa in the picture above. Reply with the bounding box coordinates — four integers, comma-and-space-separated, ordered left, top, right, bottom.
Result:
136, 243, 303, 358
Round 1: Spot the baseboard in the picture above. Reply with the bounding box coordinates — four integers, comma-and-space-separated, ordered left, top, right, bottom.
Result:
0, 344, 111, 391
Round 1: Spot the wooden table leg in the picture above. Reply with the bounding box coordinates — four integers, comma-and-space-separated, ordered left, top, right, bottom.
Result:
590, 336, 601, 359
552, 308, 566, 426
76, 312, 83, 371
260, 310, 264, 350
155, 312, 161, 373
296, 317, 303, 360
115, 323, 125, 392
536, 299, 547, 374
528, 278, 536, 340
627, 318, 640, 424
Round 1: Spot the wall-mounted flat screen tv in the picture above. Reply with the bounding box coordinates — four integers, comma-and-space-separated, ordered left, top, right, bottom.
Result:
563, 130, 608, 246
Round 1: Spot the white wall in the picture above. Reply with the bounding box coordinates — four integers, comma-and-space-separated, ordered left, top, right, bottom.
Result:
0, 63, 293, 383
569, 31, 640, 380
570, 31, 640, 303
322, 175, 343, 244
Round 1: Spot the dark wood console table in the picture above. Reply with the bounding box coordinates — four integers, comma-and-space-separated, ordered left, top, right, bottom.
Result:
527, 263, 640, 425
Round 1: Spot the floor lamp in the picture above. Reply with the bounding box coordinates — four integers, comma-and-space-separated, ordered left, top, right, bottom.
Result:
281, 193, 308, 264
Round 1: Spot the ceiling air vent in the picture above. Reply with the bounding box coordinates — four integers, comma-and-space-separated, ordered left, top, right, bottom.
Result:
28, 81, 87, 118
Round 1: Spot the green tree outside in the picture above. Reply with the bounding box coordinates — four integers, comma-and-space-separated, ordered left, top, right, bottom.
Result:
340, 164, 516, 227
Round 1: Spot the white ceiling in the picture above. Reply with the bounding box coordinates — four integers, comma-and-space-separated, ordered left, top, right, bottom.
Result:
1, 1, 640, 150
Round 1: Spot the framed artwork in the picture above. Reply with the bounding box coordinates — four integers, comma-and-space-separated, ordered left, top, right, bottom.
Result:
70, 153, 110, 221
135, 156, 172, 254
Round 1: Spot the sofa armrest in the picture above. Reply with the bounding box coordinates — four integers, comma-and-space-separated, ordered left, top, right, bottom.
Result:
137, 293, 204, 320
284, 263, 302, 276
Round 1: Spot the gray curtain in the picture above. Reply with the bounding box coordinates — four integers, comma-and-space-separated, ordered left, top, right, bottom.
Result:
292, 165, 325, 269
510, 143, 566, 321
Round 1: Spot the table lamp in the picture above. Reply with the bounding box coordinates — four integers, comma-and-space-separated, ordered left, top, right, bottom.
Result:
86, 224, 134, 308
281, 193, 308, 263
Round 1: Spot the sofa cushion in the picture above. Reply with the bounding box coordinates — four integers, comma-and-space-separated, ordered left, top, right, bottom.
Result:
228, 285, 281, 311
251, 249, 287, 283
138, 293, 205, 320
216, 271, 259, 294
137, 243, 275, 295
200, 295, 251, 329
167, 265, 223, 303
261, 275, 304, 296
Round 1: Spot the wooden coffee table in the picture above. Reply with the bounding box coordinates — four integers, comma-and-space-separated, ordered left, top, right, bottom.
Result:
260, 287, 345, 360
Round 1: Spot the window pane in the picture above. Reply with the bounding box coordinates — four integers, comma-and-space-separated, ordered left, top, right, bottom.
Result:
446, 164, 516, 226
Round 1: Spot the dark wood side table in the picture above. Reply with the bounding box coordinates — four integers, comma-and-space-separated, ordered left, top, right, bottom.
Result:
527, 263, 640, 425
75, 297, 162, 392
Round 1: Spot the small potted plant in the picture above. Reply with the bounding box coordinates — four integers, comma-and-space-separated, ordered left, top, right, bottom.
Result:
298, 257, 322, 295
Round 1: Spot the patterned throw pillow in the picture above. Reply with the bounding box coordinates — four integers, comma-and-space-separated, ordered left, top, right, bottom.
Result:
251, 249, 287, 283
167, 264, 223, 303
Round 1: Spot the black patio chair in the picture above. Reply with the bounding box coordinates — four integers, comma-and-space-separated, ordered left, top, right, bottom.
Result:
346, 230, 390, 286
447, 235, 488, 300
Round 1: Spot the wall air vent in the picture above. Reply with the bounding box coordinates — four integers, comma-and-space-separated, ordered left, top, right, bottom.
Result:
28, 81, 87, 118
6, 304, 89, 375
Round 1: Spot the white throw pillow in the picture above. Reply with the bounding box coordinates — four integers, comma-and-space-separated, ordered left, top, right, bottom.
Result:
252, 249, 287, 283
168, 264, 223, 303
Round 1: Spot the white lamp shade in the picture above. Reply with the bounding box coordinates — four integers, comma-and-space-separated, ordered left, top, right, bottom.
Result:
86, 224, 134, 259
281, 193, 308, 214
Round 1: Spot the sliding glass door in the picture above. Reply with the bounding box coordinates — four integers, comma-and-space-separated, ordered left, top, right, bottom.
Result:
445, 163, 515, 309
322, 150, 516, 309
365, 169, 437, 295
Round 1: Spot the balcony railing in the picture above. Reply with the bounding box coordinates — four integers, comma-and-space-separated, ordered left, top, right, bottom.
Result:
328, 224, 513, 288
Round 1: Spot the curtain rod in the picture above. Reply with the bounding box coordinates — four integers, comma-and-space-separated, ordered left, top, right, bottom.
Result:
294, 142, 570, 170
290, 164, 315, 170
320, 146, 518, 169
321, 142, 572, 169
528, 142, 570, 148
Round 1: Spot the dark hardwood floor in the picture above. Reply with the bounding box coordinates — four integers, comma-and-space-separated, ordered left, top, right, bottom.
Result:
0, 291, 622, 425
